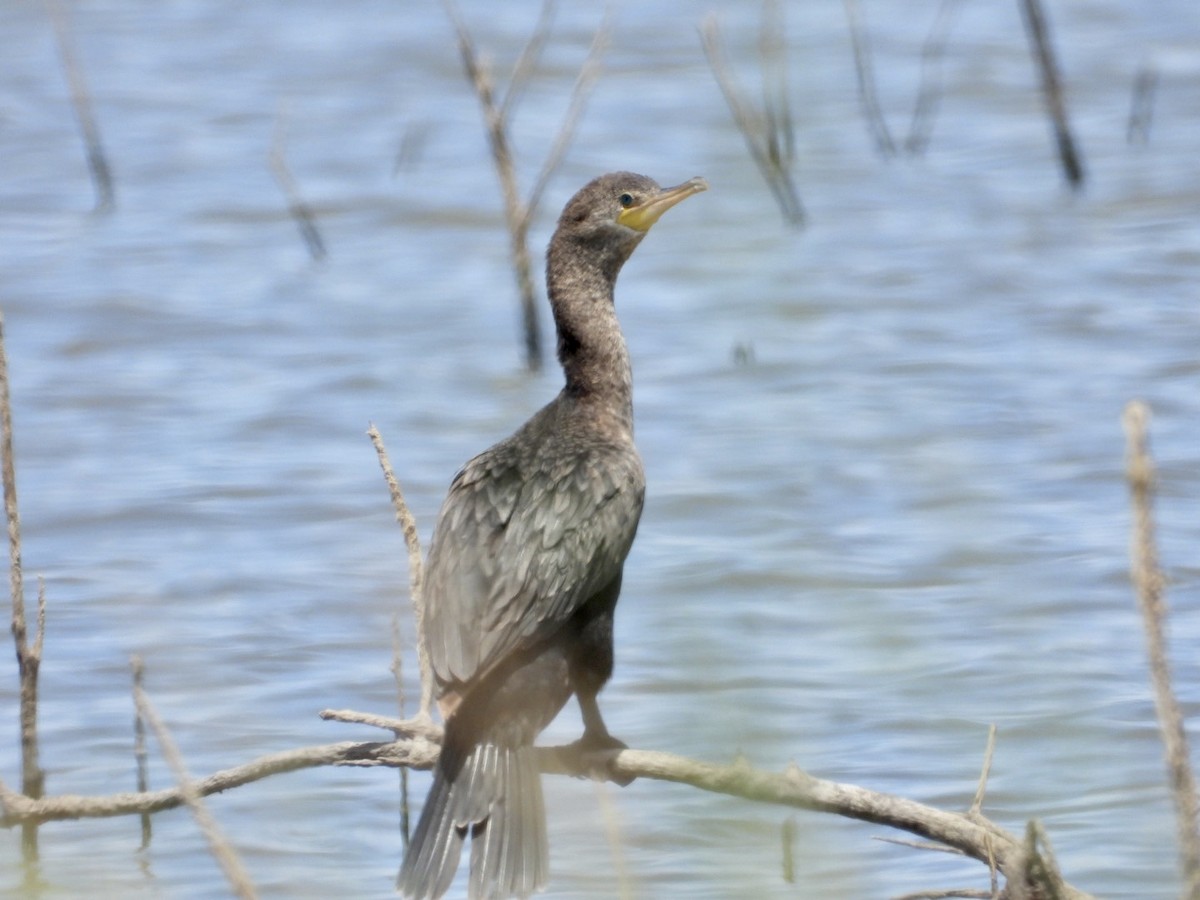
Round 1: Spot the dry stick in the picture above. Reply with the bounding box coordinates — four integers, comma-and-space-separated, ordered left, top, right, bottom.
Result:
367, 422, 426, 847
497, 0, 556, 125
1126, 65, 1158, 146
758, 0, 795, 172
780, 815, 797, 883
132, 671, 259, 900
0, 313, 45, 861
444, 0, 543, 371
906, 0, 966, 155
131, 656, 152, 849
842, 0, 897, 157
367, 425, 430, 720
969, 724, 997, 818
522, 8, 612, 223
45, 0, 114, 211
269, 108, 327, 261
1016, 0, 1085, 190
443, 0, 611, 371
0, 726, 1095, 899
1123, 401, 1200, 899
700, 15, 806, 227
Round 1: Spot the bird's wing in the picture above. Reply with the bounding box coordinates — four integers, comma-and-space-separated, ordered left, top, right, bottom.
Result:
421, 434, 644, 694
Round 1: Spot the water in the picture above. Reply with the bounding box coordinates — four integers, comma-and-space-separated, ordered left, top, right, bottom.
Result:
2, 0, 1199, 897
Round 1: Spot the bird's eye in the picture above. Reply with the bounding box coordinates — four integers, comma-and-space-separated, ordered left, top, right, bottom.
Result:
618, 193, 635, 208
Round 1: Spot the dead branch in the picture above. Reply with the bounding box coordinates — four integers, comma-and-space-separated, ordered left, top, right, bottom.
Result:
700, 13, 806, 227
269, 106, 327, 261
442, 0, 611, 371
0, 313, 45, 859
842, 0, 897, 157
1123, 401, 1200, 897
1126, 65, 1157, 146
1016, 0, 1085, 189
131, 655, 151, 848
367, 424, 431, 719
759, 0, 796, 174
45, 0, 114, 211
133, 671, 259, 899
905, 0, 966, 155
0, 720, 1096, 899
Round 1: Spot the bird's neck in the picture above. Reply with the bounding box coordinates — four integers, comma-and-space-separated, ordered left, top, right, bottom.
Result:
547, 237, 635, 429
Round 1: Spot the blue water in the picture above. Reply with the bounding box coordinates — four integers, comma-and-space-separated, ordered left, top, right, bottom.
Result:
1, 0, 1198, 897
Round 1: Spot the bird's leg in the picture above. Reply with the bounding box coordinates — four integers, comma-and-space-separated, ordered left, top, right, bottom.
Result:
573, 691, 634, 786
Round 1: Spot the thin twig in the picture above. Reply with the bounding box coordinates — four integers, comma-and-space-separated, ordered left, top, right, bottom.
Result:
0, 312, 45, 860
1126, 65, 1157, 146
906, 0, 966, 155
970, 724, 998, 817
593, 781, 632, 900
523, 7, 613, 223
366, 424, 431, 719
443, 0, 541, 370
700, 14, 806, 226
443, 0, 613, 370
875, 836, 966, 856
759, 0, 795, 170
842, 0, 897, 156
781, 815, 797, 883
269, 107, 327, 261
131, 655, 152, 849
45, 0, 114, 211
132, 671, 259, 900
1017, 0, 1085, 189
498, 0, 556, 125
1123, 401, 1200, 898
892, 891, 992, 900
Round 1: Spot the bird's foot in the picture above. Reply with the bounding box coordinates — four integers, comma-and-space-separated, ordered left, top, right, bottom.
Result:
569, 728, 633, 786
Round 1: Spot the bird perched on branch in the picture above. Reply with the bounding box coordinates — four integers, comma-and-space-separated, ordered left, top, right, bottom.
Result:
398, 172, 706, 899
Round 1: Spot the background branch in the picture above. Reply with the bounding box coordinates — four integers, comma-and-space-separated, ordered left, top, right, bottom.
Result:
700, 13, 806, 227
1123, 401, 1200, 897
46, 0, 114, 211
442, 0, 611, 370
133, 672, 259, 900
1016, 0, 1085, 189
0, 313, 45, 860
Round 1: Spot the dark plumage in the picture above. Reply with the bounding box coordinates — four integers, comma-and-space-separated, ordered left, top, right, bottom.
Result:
398, 172, 706, 899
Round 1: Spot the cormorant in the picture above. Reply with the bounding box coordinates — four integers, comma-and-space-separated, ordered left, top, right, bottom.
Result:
398, 172, 707, 899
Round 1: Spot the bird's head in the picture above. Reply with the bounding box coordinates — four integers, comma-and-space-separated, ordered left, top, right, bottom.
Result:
555, 172, 708, 252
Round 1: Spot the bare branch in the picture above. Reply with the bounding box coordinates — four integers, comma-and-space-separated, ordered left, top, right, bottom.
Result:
759, 0, 795, 169
700, 14, 806, 226
366, 424, 432, 720
269, 106, 327, 261
1017, 0, 1085, 189
45, 0, 114, 211
524, 6, 613, 223
442, 0, 542, 370
0, 722, 1095, 898
1126, 65, 1157, 146
0, 312, 45, 858
134, 674, 259, 899
131, 655, 151, 849
970, 724, 997, 817
498, 0, 556, 124
905, 0, 966, 155
842, 0, 897, 156
1123, 401, 1200, 897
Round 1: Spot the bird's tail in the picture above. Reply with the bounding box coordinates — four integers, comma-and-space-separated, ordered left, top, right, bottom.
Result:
397, 740, 547, 899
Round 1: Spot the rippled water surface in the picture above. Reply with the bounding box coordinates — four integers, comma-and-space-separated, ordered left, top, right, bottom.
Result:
2, 1, 1199, 897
